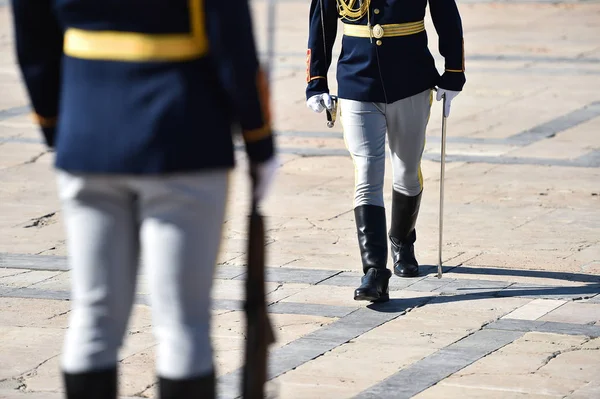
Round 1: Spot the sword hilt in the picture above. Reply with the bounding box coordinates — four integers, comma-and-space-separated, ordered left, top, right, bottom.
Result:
325, 95, 338, 128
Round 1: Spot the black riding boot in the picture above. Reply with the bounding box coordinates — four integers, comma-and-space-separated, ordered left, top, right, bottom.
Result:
389, 190, 422, 278
353, 205, 392, 302
159, 370, 215, 399
63, 367, 117, 399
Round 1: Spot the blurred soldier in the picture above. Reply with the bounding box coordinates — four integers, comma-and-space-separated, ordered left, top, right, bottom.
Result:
10, 0, 276, 397
306, 0, 466, 301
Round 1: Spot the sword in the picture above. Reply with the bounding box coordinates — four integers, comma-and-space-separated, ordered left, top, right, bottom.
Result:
318, 0, 339, 128
265, 0, 276, 82
437, 94, 448, 279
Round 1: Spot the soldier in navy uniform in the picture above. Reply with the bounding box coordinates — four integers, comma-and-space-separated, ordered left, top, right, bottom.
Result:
10, 0, 276, 397
306, 0, 466, 302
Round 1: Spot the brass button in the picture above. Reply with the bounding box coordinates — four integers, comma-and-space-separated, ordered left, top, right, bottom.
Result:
376, 40, 382, 46
374, 8, 380, 14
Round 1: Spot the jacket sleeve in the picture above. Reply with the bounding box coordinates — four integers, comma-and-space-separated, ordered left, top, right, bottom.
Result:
205, 0, 274, 163
305, 0, 338, 100
10, 0, 63, 148
428, 0, 466, 92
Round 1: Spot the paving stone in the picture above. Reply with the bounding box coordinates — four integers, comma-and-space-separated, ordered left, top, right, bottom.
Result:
266, 282, 311, 303
25, 271, 71, 292
441, 264, 597, 288
218, 338, 336, 399
3, 287, 70, 301
497, 283, 600, 300
211, 279, 281, 301
454, 331, 589, 378
269, 373, 366, 399
437, 375, 585, 398
0, 268, 30, 278
214, 265, 246, 280
535, 321, 600, 338
0, 253, 68, 271
403, 277, 456, 293
538, 302, 600, 325
487, 319, 600, 338
313, 273, 361, 288
354, 329, 523, 398
267, 301, 354, 318
485, 318, 540, 333
568, 382, 600, 399
0, 391, 62, 399
0, 392, 133, 399
415, 385, 560, 399
322, 272, 426, 291
304, 308, 404, 344
499, 331, 588, 355
0, 297, 70, 328
0, 326, 63, 380
271, 313, 337, 344
434, 279, 513, 296
117, 350, 157, 397
456, 349, 552, 376
537, 347, 600, 382
426, 295, 530, 316
502, 299, 567, 320
0, 271, 63, 290
283, 341, 435, 384
0, 286, 361, 321
278, 284, 362, 307
234, 267, 341, 285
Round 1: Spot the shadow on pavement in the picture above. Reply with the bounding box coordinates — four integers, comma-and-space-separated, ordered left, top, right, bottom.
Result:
365, 264, 600, 313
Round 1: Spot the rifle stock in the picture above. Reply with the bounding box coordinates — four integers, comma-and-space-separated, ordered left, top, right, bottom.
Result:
242, 206, 276, 398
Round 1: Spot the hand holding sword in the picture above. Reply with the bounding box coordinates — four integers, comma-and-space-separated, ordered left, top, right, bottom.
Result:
306, 93, 339, 128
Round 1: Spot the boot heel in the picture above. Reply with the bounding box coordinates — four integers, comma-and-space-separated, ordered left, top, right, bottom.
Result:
373, 292, 389, 303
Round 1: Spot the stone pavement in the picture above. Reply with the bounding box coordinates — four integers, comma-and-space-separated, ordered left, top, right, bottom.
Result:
1, 0, 600, 398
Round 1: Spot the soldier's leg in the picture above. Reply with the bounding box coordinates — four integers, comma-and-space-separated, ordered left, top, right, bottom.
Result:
386, 89, 432, 277
340, 99, 392, 302
58, 171, 140, 398
139, 170, 229, 398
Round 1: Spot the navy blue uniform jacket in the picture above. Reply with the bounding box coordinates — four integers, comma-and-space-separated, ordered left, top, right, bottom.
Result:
10, 0, 274, 174
306, 0, 466, 103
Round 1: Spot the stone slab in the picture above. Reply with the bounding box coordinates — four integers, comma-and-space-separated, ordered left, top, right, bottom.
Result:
497, 283, 600, 300
234, 267, 341, 285
501, 299, 567, 320
538, 302, 600, 325
0, 287, 356, 318
568, 382, 600, 399
354, 329, 524, 399
0, 253, 68, 271
507, 100, 600, 145
266, 301, 355, 318
486, 319, 600, 337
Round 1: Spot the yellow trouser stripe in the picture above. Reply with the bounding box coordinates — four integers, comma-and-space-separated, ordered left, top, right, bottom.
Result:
343, 21, 425, 38
418, 90, 434, 190
33, 113, 57, 128
64, 0, 208, 62
243, 125, 271, 142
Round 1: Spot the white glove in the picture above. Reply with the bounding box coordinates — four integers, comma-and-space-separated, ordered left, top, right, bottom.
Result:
252, 156, 279, 204
307, 93, 333, 113
436, 88, 460, 117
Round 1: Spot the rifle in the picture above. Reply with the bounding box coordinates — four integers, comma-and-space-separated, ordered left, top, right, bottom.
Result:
242, 172, 276, 398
